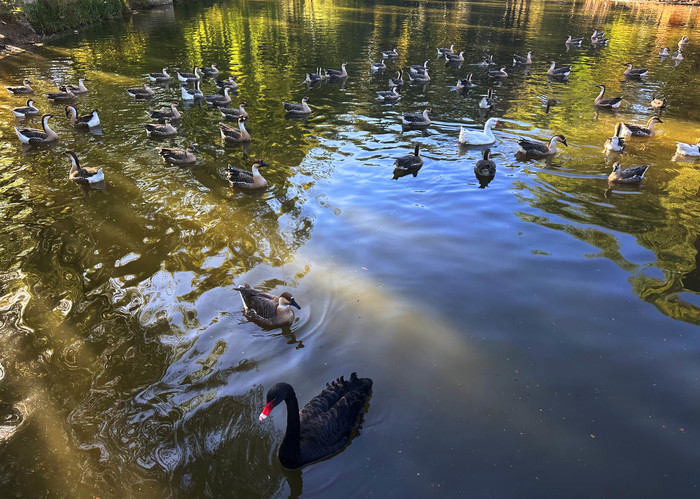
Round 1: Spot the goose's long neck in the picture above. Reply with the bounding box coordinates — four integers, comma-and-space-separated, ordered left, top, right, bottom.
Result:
67, 153, 81, 175
171, 104, 181, 119
78, 80, 87, 92
301, 101, 310, 113
67, 107, 77, 124
548, 137, 558, 153
548, 62, 556, 73
43, 117, 57, 138
251, 165, 263, 179
647, 119, 657, 130
239, 120, 247, 133
483, 120, 496, 138
597, 86, 605, 99
280, 387, 301, 464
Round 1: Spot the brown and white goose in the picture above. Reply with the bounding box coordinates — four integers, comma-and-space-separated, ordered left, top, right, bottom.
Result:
65, 150, 104, 184
603, 122, 625, 153
144, 119, 177, 137
622, 63, 648, 78
177, 66, 201, 83
513, 51, 533, 64
204, 87, 232, 106
235, 282, 300, 328
620, 117, 662, 137
11, 99, 40, 118
226, 159, 269, 190
157, 146, 198, 165
594, 84, 622, 109
219, 116, 251, 143
393, 144, 423, 178
517, 135, 567, 156
200, 63, 219, 78
6, 79, 34, 94
15, 114, 58, 144
64, 105, 100, 128
66, 78, 89, 94
46, 86, 76, 102
148, 68, 171, 82
220, 102, 249, 120
146, 102, 181, 121
283, 97, 311, 115
216, 76, 238, 91
402, 108, 431, 127
126, 83, 155, 98
608, 162, 648, 184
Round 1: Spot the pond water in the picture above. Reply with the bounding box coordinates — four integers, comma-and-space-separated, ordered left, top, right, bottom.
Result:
1, 0, 700, 496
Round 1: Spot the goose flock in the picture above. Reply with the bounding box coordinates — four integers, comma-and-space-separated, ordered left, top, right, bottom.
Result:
4, 29, 698, 470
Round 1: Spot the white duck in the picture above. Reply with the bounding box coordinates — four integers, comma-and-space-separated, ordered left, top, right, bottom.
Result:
675, 141, 700, 157
458, 118, 500, 145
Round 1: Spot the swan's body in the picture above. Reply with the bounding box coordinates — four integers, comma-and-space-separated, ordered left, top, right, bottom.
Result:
517, 134, 568, 156
181, 80, 203, 101
235, 283, 300, 328
402, 108, 431, 127
283, 97, 311, 115
220, 102, 249, 120
146, 102, 181, 121
157, 146, 198, 165
603, 122, 625, 153
6, 79, 33, 94
11, 99, 40, 118
15, 114, 58, 144
620, 117, 662, 137
65, 150, 104, 184
65, 105, 100, 128
259, 373, 373, 469
226, 160, 269, 190
594, 84, 622, 109
126, 83, 155, 98
675, 141, 700, 157
458, 118, 499, 146
144, 119, 177, 137
219, 116, 251, 143
609, 162, 648, 184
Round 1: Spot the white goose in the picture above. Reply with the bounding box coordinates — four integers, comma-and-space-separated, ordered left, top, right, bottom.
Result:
458, 118, 500, 146
675, 141, 700, 157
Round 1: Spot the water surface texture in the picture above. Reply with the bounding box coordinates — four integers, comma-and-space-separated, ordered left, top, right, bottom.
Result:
1, 0, 700, 496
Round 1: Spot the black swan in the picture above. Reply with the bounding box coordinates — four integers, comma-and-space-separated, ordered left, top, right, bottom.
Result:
259, 372, 373, 469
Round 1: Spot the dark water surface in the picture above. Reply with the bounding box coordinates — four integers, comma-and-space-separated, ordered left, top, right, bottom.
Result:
1, 0, 700, 496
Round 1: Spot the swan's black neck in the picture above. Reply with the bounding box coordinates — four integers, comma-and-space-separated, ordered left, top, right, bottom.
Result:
279, 385, 301, 468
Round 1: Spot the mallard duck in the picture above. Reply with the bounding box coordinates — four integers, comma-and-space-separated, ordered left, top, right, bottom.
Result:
200, 63, 219, 78
591, 29, 605, 41
623, 63, 648, 78
219, 116, 251, 143
177, 66, 201, 83
409, 60, 430, 74
517, 135, 567, 156
402, 108, 431, 127
46, 86, 76, 102
382, 48, 398, 58
324, 63, 348, 79
672, 50, 684, 61
393, 144, 423, 177
11, 99, 40, 118
487, 67, 508, 78
437, 44, 455, 56
479, 88, 495, 109
474, 148, 496, 176
445, 51, 465, 62
216, 76, 239, 90
478, 55, 495, 67
204, 87, 232, 106
659, 47, 670, 57
259, 373, 372, 470
458, 117, 500, 146
650, 97, 667, 109
15, 113, 58, 144
455, 74, 474, 90
565, 35, 583, 46
371, 60, 386, 71
603, 122, 625, 153
180, 80, 203, 101
126, 83, 155, 98
608, 162, 648, 184
678, 36, 689, 48
675, 141, 700, 157
620, 116, 662, 137
146, 102, 181, 121
547, 61, 571, 77
305, 68, 323, 84
6, 79, 33, 94
513, 51, 533, 64
157, 146, 198, 165
148, 67, 171, 82
144, 119, 177, 137
66, 78, 89, 94
283, 97, 311, 115
235, 282, 300, 328
226, 159, 269, 190
65, 149, 104, 184
377, 86, 400, 101
594, 84, 622, 109
64, 105, 100, 128
408, 69, 430, 84
220, 102, 249, 120
389, 69, 403, 87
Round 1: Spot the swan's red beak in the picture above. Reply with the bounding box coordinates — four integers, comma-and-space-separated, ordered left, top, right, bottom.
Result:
259, 401, 274, 421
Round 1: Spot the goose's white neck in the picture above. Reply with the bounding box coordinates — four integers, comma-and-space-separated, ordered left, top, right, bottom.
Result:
67, 154, 80, 174
76, 80, 88, 91
548, 137, 559, 152
596, 86, 605, 99
42, 116, 57, 138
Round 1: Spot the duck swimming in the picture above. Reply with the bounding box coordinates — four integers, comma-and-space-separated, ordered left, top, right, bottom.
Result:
620, 117, 662, 137
389, 69, 404, 87
487, 67, 508, 78
382, 48, 398, 58
65, 149, 104, 184
64, 105, 100, 128
409, 60, 430, 74
157, 146, 198, 165
547, 61, 571, 77
200, 63, 219, 78
594, 84, 622, 109
216, 76, 239, 91
377, 86, 400, 101
458, 118, 500, 146
259, 373, 373, 469
11, 99, 40, 118
474, 148, 497, 176
402, 108, 431, 127
226, 159, 269, 190
455, 74, 474, 91
650, 97, 667, 110
371, 59, 386, 71
219, 116, 251, 143
513, 51, 533, 64
517, 135, 568, 156
15, 114, 58, 144
181, 80, 203, 101
437, 44, 455, 57
324, 62, 348, 79
283, 96, 311, 115
235, 282, 300, 328
144, 119, 177, 137
204, 87, 232, 107
675, 141, 700, 157
46, 86, 76, 102
565, 35, 583, 46
6, 78, 34, 94
608, 162, 649, 184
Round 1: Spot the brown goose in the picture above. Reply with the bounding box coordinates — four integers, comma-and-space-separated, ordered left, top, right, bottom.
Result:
393, 144, 423, 178
594, 84, 622, 109
517, 135, 567, 156
283, 97, 311, 115
474, 148, 496, 176
603, 122, 625, 153
66, 78, 89, 94
608, 162, 648, 184
157, 146, 198, 165
6, 79, 33, 94
219, 116, 251, 143
65, 150, 104, 184
623, 63, 648, 78
220, 102, 249, 120
11, 99, 40, 118
204, 87, 232, 106
650, 97, 667, 109
64, 105, 100, 128
620, 117, 662, 137
216, 76, 238, 90
126, 83, 155, 98
226, 159, 269, 190
146, 102, 181, 121
144, 119, 177, 137
177, 66, 201, 83
148, 67, 171, 82
15, 114, 58, 144
200, 63, 219, 78
46, 86, 76, 102
259, 373, 373, 469
402, 108, 431, 127
235, 282, 300, 328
